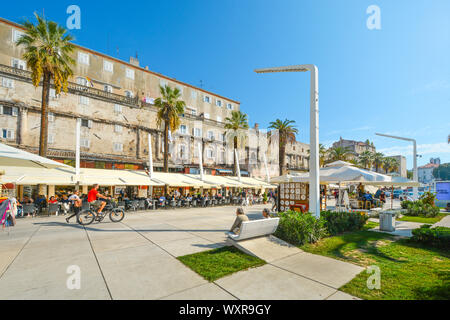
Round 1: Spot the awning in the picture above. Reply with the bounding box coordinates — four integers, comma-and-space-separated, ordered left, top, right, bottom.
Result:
0, 143, 70, 169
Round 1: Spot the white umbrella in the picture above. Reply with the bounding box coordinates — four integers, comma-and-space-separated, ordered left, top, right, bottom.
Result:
0, 143, 69, 169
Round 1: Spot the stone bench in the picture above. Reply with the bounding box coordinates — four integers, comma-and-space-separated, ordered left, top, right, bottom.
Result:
227, 218, 280, 241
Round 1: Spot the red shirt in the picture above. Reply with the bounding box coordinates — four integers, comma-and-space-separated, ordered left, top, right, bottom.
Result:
88, 189, 99, 202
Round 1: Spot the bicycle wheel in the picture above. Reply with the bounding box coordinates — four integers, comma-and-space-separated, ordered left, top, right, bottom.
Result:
77, 209, 95, 225
109, 208, 125, 222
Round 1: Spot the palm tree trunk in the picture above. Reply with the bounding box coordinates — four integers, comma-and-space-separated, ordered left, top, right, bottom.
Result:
279, 139, 286, 176
233, 136, 238, 176
163, 120, 169, 172
39, 72, 51, 157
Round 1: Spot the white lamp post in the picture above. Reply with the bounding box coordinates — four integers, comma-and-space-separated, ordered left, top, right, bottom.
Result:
255, 65, 320, 218
375, 133, 418, 200
75, 118, 81, 190
148, 133, 153, 179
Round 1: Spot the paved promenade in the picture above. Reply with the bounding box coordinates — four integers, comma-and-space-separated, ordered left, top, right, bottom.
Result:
0, 205, 361, 300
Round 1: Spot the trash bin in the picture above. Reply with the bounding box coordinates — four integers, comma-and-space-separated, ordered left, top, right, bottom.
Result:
379, 211, 396, 232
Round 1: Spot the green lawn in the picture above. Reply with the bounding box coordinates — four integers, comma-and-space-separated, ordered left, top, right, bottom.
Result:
397, 213, 447, 224
300, 226, 450, 300
178, 246, 266, 282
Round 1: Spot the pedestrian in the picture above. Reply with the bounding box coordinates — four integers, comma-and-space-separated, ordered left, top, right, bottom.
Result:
66, 191, 82, 223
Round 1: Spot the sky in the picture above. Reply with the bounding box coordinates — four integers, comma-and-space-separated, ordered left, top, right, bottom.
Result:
1, 0, 449, 169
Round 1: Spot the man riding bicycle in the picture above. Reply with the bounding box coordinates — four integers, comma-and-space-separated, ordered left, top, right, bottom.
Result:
87, 184, 111, 218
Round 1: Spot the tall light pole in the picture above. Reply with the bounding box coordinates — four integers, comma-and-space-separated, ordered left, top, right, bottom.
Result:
375, 133, 418, 200
255, 65, 320, 218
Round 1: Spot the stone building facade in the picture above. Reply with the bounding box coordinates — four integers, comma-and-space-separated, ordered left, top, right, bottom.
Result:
0, 17, 309, 178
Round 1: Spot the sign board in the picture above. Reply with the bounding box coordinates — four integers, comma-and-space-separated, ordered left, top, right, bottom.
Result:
436, 181, 450, 201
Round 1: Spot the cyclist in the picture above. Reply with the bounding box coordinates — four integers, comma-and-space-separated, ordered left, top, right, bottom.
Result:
87, 184, 110, 218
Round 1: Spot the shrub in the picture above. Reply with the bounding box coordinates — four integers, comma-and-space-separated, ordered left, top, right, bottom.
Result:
410, 225, 450, 249
321, 210, 369, 235
401, 200, 413, 209
404, 200, 440, 218
263, 193, 268, 202
274, 211, 328, 246
419, 192, 436, 206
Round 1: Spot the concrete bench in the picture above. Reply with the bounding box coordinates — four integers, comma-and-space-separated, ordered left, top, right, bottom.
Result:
227, 218, 280, 241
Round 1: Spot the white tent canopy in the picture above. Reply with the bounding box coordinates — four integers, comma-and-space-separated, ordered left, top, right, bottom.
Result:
0, 143, 70, 169
271, 161, 418, 187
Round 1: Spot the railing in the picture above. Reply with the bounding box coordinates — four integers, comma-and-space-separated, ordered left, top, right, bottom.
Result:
0, 63, 138, 107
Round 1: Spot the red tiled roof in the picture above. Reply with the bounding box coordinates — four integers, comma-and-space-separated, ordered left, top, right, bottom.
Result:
419, 163, 439, 169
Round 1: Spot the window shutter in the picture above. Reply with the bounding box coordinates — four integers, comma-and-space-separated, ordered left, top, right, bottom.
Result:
8, 130, 15, 140
0, 105, 3, 114
88, 120, 93, 128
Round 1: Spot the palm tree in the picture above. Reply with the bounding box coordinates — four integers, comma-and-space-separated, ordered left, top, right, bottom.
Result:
328, 146, 352, 162
358, 150, 374, 169
268, 119, 298, 175
17, 13, 76, 157
154, 85, 186, 172
382, 157, 399, 174
224, 111, 249, 175
372, 152, 385, 172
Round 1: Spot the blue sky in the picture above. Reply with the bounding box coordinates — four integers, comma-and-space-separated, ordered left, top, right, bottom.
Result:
1, 0, 449, 169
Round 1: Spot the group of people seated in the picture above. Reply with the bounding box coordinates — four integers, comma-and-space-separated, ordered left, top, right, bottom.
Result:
229, 207, 273, 234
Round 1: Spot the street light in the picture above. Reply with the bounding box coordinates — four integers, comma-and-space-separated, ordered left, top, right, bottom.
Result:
375, 133, 419, 200
255, 65, 320, 218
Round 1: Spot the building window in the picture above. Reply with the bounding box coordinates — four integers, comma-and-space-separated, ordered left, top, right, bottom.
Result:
79, 96, 89, 105
125, 90, 133, 98
49, 88, 59, 99
11, 58, 26, 70
206, 148, 214, 159
0, 106, 18, 116
1, 129, 15, 140
204, 113, 210, 119
104, 85, 113, 93
81, 119, 92, 128
227, 103, 233, 110
179, 125, 187, 135
48, 134, 55, 144
216, 99, 222, 107
217, 116, 222, 123
207, 130, 215, 140
176, 85, 183, 94
76, 77, 89, 86
80, 138, 90, 148
48, 112, 55, 122
203, 96, 210, 103
186, 106, 196, 116
114, 143, 123, 152
125, 68, 135, 80
179, 144, 187, 159
191, 90, 197, 99
12, 29, 25, 43
194, 128, 202, 137
114, 125, 122, 133
78, 52, 90, 65
103, 60, 113, 72
1, 78, 14, 88
114, 104, 123, 114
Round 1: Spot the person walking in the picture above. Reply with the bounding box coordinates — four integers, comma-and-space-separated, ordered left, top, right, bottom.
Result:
66, 191, 82, 223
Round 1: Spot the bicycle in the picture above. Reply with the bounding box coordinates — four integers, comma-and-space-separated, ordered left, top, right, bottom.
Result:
77, 199, 125, 225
